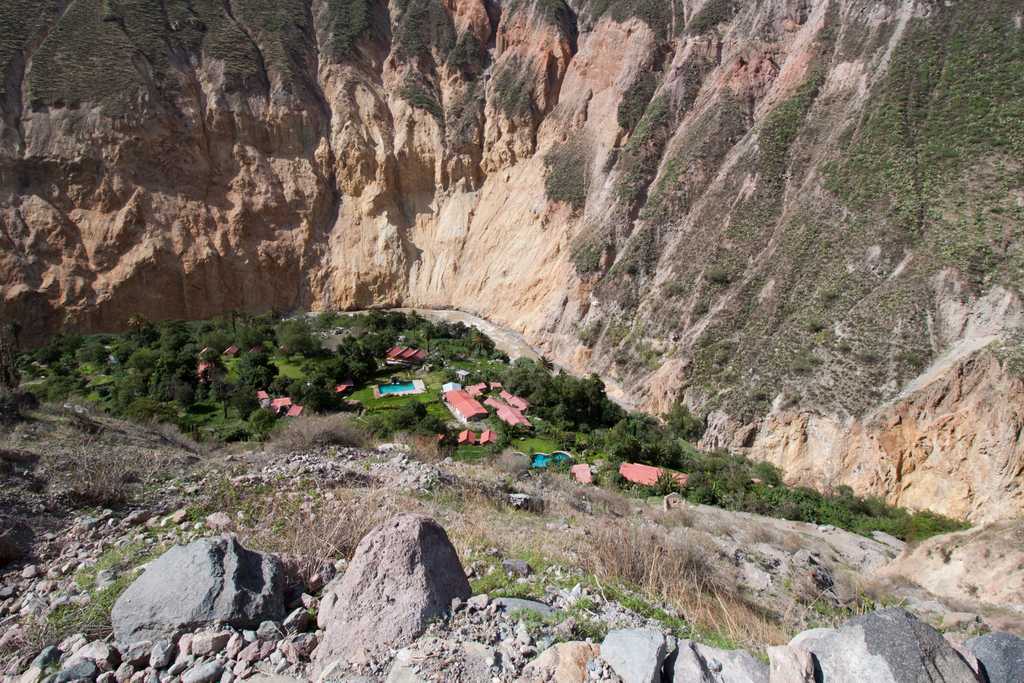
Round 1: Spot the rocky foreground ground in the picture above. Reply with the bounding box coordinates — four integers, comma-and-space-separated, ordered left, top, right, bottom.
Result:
1, 408, 1023, 681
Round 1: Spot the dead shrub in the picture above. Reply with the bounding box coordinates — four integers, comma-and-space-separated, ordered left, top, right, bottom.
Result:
577, 486, 632, 517
270, 414, 368, 452
392, 432, 446, 463
241, 487, 392, 586
495, 449, 530, 478
56, 447, 155, 508
585, 523, 724, 598
582, 521, 787, 646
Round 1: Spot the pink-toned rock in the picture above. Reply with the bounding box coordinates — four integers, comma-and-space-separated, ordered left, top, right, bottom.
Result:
522, 641, 599, 682
313, 515, 471, 671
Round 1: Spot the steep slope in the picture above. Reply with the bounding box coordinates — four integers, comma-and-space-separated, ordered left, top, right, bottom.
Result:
2, 0, 1023, 520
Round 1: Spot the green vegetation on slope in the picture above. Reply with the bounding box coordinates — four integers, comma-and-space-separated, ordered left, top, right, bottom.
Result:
825, 1, 1024, 286
543, 140, 590, 211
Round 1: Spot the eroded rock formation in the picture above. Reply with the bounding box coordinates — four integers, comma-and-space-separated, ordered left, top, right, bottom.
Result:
2, 0, 1023, 520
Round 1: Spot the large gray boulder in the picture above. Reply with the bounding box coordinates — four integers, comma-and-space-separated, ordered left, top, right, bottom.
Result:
313, 514, 471, 670
965, 632, 1024, 683
791, 608, 979, 682
669, 639, 768, 682
599, 629, 667, 683
111, 536, 285, 644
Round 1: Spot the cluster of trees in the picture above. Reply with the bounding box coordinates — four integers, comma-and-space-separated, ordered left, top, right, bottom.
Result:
22, 313, 390, 440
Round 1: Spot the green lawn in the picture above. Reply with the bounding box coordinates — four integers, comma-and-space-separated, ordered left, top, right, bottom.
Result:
272, 356, 305, 380
512, 436, 562, 455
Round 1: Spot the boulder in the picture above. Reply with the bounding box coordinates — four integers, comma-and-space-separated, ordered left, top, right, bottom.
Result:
792, 608, 979, 682
111, 536, 285, 644
669, 639, 768, 682
313, 515, 471, 670
521, 642, 599, 682
767, 644, 815, 682
599, 629, 667, 683
53, 659, 98, 683
965, 632, 1024, 683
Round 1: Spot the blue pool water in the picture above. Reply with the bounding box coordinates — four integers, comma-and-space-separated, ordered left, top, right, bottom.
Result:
379, 382, 417, 395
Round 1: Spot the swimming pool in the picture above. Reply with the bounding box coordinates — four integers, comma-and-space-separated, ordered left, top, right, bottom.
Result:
379, 382, 417, 395
373, 379, 426, 398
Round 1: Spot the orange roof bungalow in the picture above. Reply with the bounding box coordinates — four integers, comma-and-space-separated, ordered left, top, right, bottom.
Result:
256, 390, 270, 401
458, 430, 476, 445
619, 462, 688, 488
479, 429, 498, 445
500, 390, 529, 412
465, 383, 488, 397
489, 382, 503, 390
286, 404, 304, 418
484, 397, 532, 429
335, 380, 355, 395
571, 463, 592, 484
196, 361, 214, 382
223, 344, 240, 357
270, 397, 292, 415
385, 346, 428, 366
443, 390, 489, 423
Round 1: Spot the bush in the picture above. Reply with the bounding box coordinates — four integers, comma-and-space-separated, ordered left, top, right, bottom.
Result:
544, 141, 590, 211
271, 414, 368, 452
249, 408, 277, 440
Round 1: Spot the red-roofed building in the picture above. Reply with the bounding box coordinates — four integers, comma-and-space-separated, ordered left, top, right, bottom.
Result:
619, 463, 688, 488
458, 430, 477, 445
571, 464, 592, 484
223, 344, 240, 357
484, 397, 532, 429
479, 430, 497, 445
466, 383, 488, 397
286, 404, 304, 418
385, 346, 428, 366
270, 397, 292, 415
196, 361, 214, 382
500, 390, 529, 412
335, 380, 354, 395
489, 382, 503, 390
256, 390, 270, 401
443, 390, 488, 423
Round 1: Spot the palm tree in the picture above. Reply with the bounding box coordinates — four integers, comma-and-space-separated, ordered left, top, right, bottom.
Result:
127, 314, 148, 337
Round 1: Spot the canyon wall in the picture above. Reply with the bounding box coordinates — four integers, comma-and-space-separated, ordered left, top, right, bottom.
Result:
1, 0, 1023, 520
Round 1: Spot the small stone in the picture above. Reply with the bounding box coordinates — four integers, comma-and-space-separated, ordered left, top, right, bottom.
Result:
190, 631, 231, 657
31, 645, 61, 669
256, 621, 282, 642
114, 662, 135, 683
467, 594, 490, 611
283, 607, 309, 634
149, 640, 175, 669
167, 509, 189, 526
204, 512, 233, 531
123, 641, 151, 668
69, 640, 121, 672
502, 559, 532, 578
21, 564, 39, 579
181, 661, 224, 683
53, 659, 99, 683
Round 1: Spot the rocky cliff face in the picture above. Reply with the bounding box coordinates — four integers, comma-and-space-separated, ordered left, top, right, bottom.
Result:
2, 0, 1023, 520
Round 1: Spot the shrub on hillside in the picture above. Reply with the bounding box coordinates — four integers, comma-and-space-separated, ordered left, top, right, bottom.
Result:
270, 414, 368, 452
